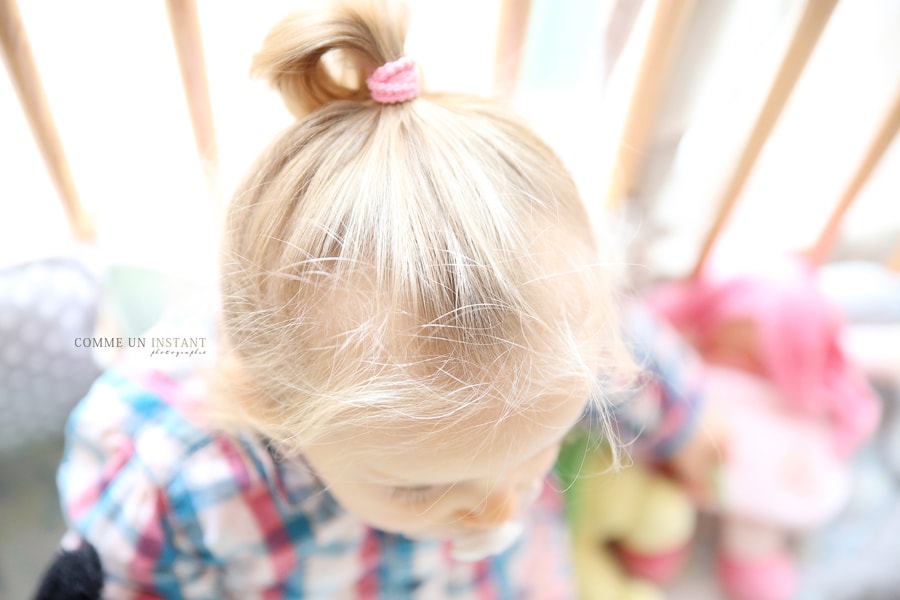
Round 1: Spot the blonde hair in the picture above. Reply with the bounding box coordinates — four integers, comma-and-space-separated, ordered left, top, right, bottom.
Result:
215, 0, 633, 453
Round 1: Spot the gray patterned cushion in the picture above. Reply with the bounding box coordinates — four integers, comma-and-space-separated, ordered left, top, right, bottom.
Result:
0, 258, 101, 452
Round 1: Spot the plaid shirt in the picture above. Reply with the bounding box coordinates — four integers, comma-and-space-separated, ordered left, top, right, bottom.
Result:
612, 303, 707, 459
57, 305, 703, 599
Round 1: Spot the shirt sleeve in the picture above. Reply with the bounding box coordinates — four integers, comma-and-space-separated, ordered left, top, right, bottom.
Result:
57, 371, 295, 599
606, 302, 707, 459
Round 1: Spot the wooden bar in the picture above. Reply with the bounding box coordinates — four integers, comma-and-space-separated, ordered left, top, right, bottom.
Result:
0, 0, 95, 241
604, 0, 697, 208
807, 88, 900, 265
494, 0, 532, 100
691, 0, 839, 278
165, 0, 218, 180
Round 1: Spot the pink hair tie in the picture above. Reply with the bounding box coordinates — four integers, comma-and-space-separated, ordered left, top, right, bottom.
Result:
366, 56, 420, 104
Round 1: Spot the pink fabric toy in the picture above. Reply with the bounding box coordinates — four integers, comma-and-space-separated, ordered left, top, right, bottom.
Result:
647, 256, 880, 600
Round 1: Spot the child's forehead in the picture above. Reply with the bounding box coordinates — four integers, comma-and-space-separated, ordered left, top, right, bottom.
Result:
324, 388, 588, 482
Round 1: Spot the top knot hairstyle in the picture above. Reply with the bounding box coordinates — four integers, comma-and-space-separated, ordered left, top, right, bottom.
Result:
216, 0, 633, 452
251, 0, 415, 115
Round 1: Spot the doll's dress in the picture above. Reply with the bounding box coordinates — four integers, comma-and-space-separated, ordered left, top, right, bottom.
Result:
705, 365, 851, 530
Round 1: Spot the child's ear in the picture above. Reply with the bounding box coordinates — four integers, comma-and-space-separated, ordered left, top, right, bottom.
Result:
33, 541, 103, 600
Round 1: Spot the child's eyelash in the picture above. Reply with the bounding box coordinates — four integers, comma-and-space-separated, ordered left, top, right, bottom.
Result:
392, 485, 443, 504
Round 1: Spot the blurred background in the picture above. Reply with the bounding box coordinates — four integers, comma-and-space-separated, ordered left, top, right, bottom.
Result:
1, 0, 899, 598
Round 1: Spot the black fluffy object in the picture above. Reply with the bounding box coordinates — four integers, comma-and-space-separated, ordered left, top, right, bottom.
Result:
33, 542, 103, 600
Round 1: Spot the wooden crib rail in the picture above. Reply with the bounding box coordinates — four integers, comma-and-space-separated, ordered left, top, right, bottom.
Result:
0, 0, 95, 242
165, 0, 218, 185
602, 0, 696, 209
806, 87, 900, 266
691, 0, 839, 279
494, 0, 532, 100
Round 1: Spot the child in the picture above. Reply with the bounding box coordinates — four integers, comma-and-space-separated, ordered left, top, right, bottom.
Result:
56, 1, 713, 597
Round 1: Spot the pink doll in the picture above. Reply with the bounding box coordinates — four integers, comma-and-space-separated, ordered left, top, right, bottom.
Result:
647, 257, 881, 600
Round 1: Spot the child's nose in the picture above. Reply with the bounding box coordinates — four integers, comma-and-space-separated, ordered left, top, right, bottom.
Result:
457, 487, 519, 529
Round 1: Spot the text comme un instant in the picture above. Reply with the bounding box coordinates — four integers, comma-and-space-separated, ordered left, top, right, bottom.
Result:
74, 337, 207, 349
